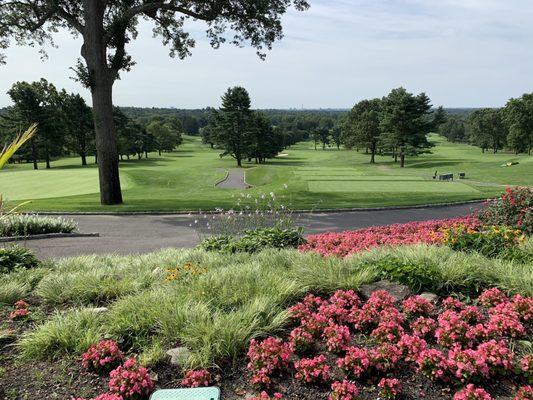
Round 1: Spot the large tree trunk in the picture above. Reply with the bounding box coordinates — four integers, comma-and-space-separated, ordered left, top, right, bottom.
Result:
400, 153, 405, 168
81, 153, 87, 166
31, 141, 38, 170
90, 81, 123, 204
83, 0, 122, 205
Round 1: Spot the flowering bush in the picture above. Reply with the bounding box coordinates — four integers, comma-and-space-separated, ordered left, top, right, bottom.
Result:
9, 298, 30, 320
246, 288, 532, 398
182, 369, 212, 388
82, 340, 123, 371
299, 217, 479, 257
108, 358, 153, 399
74, 394, 123, 400
514, 385, 533, 400
329, 380, 359, 400
442, 224, 525, 259
402, 295, 435, 317
453, 384, 492, 400
247, 337, 293, 386
478, 186, 533, 235
378, 378, 401, 400
294, 355, 330, 383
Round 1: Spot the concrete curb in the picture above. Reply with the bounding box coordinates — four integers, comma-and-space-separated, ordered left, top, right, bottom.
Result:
0, 232, 100, 243
22, 199, 488, 216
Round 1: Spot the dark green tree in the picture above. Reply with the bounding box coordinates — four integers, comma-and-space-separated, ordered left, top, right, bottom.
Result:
503, 94, 533, 155
380, 88, 435, 167
439, 116, 467, 143
343, 98, 382, 163
0, 0, 309, 204
6, 79, 65, 169
212, 87, 253, 167
62, 92, 95, 165
146, 120, 182, 155
468, 109, 507, 153
247, 111, 283, 163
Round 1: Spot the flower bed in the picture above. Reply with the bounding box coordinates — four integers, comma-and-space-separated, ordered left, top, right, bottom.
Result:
299, 217, 480, 257
245, 288, 532, 400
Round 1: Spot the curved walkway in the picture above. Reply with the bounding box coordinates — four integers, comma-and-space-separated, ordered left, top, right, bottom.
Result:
216, 169, 248, 189
4, 202, 484, 259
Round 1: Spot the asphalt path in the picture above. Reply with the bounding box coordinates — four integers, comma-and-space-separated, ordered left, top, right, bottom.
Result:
5, 202, 483, 259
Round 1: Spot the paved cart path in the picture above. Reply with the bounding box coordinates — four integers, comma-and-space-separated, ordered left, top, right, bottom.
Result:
5, 202, 483, 259
216, 169, 248, 189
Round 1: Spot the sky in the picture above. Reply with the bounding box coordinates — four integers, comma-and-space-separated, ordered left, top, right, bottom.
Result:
0, 0, 532, 109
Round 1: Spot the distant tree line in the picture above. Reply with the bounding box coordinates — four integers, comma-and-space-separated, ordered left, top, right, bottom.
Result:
438, 93, 533, 155
0, 79, 183, 168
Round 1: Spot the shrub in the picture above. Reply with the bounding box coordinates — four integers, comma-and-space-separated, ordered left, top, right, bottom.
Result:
0, 245, 40, 274
453, 384, 492, 400
442, 225, 526, 259
108, 358, 153, 399
300, 217, 479, 258
0, 214, 77, 237
198, 227, 305, 254
294, 355, 330, 383
247, 337, 293, 386
82, 340, 123, 372
329, 380, 359, 400
9, 299, 30, 320
478, 187, 533, 235
182, 369, 212, 388
378, 378, 401, 400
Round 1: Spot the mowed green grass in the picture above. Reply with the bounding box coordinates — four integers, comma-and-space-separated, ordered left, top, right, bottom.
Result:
1, 134, 531, 212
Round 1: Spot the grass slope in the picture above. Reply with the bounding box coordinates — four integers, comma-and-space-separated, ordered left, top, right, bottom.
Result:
1, 135, 531, 212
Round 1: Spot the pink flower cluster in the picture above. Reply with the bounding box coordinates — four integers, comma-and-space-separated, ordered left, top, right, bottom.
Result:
247, 337, 293, 386
250, 392, 283, 400
299, 216, 480, 257
182, 369, 212, 388
74, 393, 122, 400
454, 384, 492, 400
9, 299, 30, 320
294, 355, 330, 383
329, 380, 359, 400
82, 340, 124, 371
378, 378, 401, 400
108, 358, 153, 399
246, 287, 532, 400
514, 386, 533, 400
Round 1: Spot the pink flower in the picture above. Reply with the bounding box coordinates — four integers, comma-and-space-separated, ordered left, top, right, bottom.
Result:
182, 369, 212, 388
453, 384, 492, 400
294, 355, 330, 383
513, 385, 533, 400
108, 358, 153, 399
402, 296, 435, 317
82, 340, 123, 371
329, 380, 359, 400
479, 288, 508, 308
247, 337, 293, 387
378, 378, 401, 400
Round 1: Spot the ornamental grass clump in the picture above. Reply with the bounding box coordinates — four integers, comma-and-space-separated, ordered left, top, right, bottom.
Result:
0, 214, 77, 237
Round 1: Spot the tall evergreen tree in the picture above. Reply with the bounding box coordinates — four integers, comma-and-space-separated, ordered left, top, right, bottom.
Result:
62, 93, 94, 166
212, 87, 253, 167
380, 88, 434, 167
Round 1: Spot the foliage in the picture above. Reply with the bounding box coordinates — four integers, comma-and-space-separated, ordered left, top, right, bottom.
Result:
504, 93, 533, 155
198, 227, 305, 254
182, 369, 212, 388
82, 340, 124, 372
9, 298, 30, 320
467, 109, 507, 154
0, 123, 37, 169
342, 98, 382, 163
13, 245, 533, 369
300, 216, 479, 258
247, 289, 532, 398
478, 187, 533, 235
0, 245, 40, 274
442, 224, 527, 259
0, 214, 77, 237
108, 358, 153, 399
